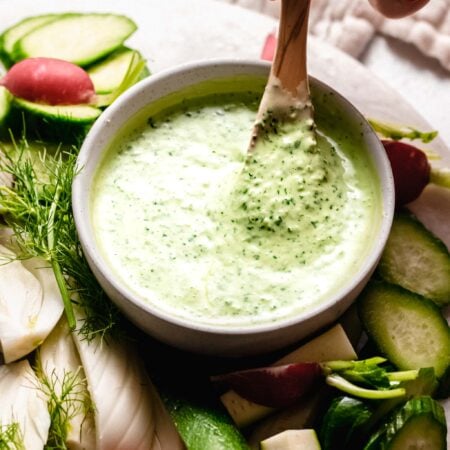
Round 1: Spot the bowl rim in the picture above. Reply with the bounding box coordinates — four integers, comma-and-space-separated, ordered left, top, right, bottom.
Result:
72, 58, 395, 337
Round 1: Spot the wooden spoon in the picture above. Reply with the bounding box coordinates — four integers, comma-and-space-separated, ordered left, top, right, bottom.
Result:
250, 0, 312, 148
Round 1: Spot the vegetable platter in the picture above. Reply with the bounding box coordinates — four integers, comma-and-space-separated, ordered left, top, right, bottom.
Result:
0, 0, 449, 449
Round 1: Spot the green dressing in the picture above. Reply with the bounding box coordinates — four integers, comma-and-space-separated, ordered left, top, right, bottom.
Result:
91, 77, 382, 328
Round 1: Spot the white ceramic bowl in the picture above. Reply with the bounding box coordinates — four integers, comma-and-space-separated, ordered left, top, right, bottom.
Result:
72, 60, 395, 356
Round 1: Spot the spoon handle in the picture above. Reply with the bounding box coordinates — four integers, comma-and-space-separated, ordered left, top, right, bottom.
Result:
272, 0, 311, 97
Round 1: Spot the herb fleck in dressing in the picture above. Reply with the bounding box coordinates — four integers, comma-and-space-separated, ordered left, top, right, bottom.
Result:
92, 87, 381, 327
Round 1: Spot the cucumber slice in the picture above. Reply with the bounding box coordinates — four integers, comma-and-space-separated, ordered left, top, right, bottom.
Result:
13, 13, 137, 67
363, 396, 447, 450
0, 14, 57, 66
0, 86, 11, 126
165, 396, 250, 450
358, 281, 450, 378
14, 98, 101, 123
378, 212, 450, 307
261, 429, 322, 450
362, 367, 438, 441
9, 98, 101, 143
88, 47, 147, 94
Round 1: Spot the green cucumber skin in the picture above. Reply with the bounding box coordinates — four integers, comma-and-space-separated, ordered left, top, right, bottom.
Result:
358, 281, 450, 379
138, 64, 151, 82
12, 13, 137, 67
358, 367, 439, 446
0, 14, 58, 67
87, 46, 148, 94
319, 396, 373, 450
12, 98, 102, 123
0, 38, 12, 67
0, 87, 11, 127
378, 212, 450, 307
165, 396, 250, 450
6, 99, 100, 144
363, 396, 447, 450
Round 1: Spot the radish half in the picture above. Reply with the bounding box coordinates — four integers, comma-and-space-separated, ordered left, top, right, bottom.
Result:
0, 57, 95, 105
382, 140, 431, 207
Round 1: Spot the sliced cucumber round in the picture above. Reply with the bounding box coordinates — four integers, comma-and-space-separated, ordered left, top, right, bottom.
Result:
12, 13, 137, 67
364, 396, 447, 450
358, 281, 450, 378
378, 212, 450, 307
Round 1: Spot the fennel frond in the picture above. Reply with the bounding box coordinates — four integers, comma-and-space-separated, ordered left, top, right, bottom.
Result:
0, 138, 122, 340
0, 422, 24, 450
36, 365, 93, 450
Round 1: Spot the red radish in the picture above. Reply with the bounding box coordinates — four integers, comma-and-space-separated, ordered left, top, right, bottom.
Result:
382, 140, 430, 207
261, 32, 277, 61
0, 57, 95, 105
211, 362, 322, 408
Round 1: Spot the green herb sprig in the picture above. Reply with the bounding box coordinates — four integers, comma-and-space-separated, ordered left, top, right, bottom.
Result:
0, 422, 24, 450
36, 365, 93, 450
0, 138, 121, 340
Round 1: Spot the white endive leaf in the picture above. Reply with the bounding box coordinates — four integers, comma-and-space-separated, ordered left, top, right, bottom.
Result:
72, 313, 184, 450
38, 318, 96, 450
0, 360, 50, 450
0, 248, 64, 363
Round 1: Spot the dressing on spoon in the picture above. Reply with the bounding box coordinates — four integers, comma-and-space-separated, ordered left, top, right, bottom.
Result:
237, 0, 324, 234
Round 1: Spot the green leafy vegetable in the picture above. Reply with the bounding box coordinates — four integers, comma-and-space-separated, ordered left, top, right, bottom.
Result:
322, 357, 419, 399
323, 357, 391, 389
326, 374, 406, 400
319, 396, 373, 450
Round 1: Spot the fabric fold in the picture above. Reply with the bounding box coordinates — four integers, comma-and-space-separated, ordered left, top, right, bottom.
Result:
218, 0, 450, 72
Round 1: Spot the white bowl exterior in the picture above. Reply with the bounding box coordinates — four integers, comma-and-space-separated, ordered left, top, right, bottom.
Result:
73, 60, 395, 356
